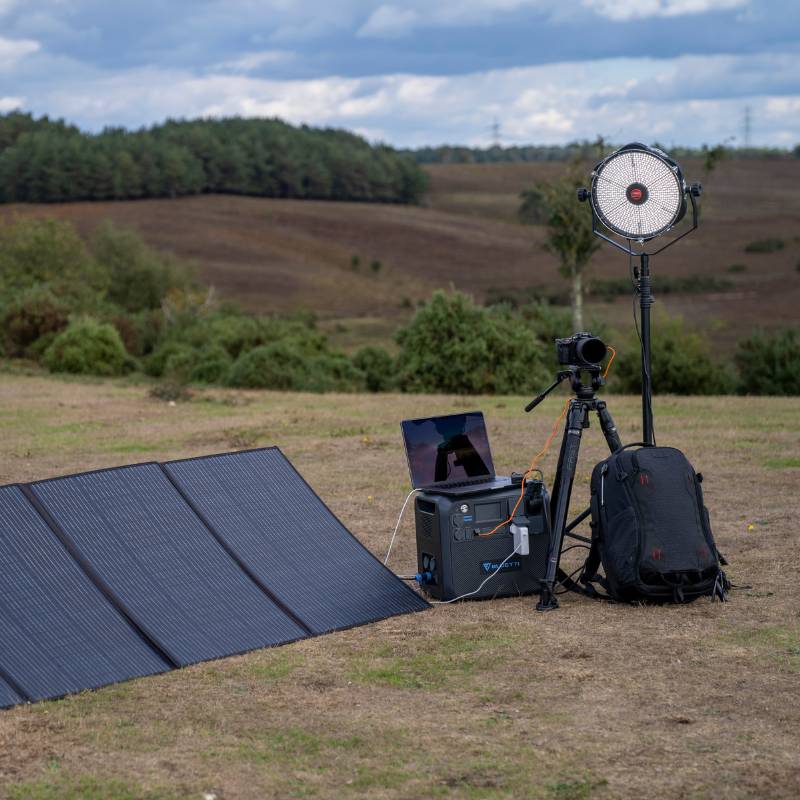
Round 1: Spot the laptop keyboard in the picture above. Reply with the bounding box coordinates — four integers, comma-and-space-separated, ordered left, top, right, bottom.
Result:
437, 478, 489, 489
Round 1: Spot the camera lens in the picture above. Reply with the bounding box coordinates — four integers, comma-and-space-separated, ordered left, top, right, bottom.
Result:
576, 337, 607, 365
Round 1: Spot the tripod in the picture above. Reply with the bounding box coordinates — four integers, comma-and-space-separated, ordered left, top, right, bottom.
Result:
523, 365, 623, 611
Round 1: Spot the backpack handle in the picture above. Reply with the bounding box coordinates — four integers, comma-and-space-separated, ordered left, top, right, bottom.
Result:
612, 441, 653, 453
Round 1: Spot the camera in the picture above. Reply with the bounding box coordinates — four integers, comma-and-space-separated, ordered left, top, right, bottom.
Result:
555, 332, 607, 368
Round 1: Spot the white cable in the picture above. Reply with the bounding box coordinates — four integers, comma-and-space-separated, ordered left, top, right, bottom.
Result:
429, 544, 522, 605
383, 488, 419, 566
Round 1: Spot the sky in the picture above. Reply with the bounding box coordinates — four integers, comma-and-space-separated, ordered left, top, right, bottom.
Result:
0, 0, 798, 148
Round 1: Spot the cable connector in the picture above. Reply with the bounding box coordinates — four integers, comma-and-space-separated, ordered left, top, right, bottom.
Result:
510, 522, 530, 556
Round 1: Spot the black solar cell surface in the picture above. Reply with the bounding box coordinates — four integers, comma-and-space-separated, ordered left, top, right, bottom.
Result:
0, 485, 169, 704
0, 678, 22, 709
164, 448, 428, 635
30, 464, 308, 667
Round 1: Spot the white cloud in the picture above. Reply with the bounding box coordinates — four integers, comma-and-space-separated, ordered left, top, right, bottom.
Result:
583, 0, 748, 21
0, 35, 40, 69
0, 95, 24, 111
10, 48, 799, 149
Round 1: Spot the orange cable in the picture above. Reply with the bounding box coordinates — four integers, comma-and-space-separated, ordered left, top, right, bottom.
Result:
477, 344, 616, 538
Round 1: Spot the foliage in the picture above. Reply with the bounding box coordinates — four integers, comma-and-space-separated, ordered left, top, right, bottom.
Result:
519, 164, 599, 329
0, 112, 427, 204
395, 290, 551, 394
611, 310, 734, 395
411, 140, 795, 164
91, 222, 190, 311
0, 216, 108, 303
353, 346, 396, 392
2, 285, 71, 357
734, 329, 800, 396
42, 317, 132, 376
227, 341, 361, 392
744, 237, 785, 253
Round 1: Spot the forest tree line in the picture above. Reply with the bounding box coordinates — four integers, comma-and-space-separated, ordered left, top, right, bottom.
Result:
409, 141, 799, 164
0, 112, 427, 204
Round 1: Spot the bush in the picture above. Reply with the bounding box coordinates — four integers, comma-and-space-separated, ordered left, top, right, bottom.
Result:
727, 263, 747, 273
92, 222, 190, 312
227, 342, 302, 390
353, 346, 395, 392
227, 341, 361, 392
190, 344, 233, 384
395, 290, 551, 394
2, 285, 70, 357
0, 217, 108, 303
42, 317, 133, 376
111, 309, 164, 357
611, 311, 733, 395
744, 238, 785, 253
734, 329, 800, 395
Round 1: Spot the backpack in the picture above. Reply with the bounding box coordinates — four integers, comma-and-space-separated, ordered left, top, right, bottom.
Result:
578, 444, 729, 603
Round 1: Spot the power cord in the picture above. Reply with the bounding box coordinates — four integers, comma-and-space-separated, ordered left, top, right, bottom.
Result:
383, 488, 419, 566
427, 544, 522, 604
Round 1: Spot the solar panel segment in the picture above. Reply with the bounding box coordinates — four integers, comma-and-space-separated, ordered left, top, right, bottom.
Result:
164, 448, 429, 635
29, 464, 308, 667
0, 485, 169, 703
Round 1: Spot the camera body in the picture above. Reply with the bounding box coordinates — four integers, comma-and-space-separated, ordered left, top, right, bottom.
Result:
413, 477, 549, 601
555, 331, 607, 368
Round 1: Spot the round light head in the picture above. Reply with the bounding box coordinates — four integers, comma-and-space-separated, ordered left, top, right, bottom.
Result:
590, 143, 687, 241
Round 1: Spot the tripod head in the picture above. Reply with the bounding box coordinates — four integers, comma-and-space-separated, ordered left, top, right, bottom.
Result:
524, 365, 604, 413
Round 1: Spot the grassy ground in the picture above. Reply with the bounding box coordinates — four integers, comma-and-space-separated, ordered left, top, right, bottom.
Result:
0, 375, 798, 799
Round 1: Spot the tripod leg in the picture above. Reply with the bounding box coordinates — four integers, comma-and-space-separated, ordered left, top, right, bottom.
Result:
595, 401, 623, 453
537, 400, 589, 611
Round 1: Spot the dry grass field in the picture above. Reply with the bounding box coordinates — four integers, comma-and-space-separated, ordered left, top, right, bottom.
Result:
1, 158, 798, 350
0, 373, 798, 799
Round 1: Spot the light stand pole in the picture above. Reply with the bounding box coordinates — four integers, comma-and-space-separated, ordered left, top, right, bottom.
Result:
577, 144, 702, 446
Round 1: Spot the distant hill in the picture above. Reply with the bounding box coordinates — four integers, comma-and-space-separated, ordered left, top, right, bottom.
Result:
1, 158, 797, 351
0, 112, 426, 205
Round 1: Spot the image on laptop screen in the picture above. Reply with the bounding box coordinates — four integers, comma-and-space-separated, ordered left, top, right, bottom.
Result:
401, 412, 495, 489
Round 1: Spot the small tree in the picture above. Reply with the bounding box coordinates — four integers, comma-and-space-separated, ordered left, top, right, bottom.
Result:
519, 164, 599, 330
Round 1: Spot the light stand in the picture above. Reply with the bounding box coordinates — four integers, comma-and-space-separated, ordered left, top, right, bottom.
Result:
577, 143, 703, 445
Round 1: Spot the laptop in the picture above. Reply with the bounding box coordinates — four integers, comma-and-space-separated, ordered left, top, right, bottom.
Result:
400, 411, 511, 495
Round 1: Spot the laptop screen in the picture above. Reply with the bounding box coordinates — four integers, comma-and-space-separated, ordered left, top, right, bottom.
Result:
401, 411, 495, 489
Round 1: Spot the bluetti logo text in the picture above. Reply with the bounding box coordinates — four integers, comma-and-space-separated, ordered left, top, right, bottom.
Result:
480, 559, 522, 575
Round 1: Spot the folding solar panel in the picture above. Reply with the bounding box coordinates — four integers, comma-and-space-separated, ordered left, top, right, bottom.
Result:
0, 485, 169, 704
164, 448, 429, 635
29, 464, 308, 667
0, 677, 22, 709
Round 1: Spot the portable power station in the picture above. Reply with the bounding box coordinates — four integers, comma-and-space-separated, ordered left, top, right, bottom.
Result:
413, 478, 549, 601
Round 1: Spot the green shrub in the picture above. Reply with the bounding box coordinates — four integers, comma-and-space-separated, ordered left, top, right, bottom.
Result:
353, 346, 396, 392
611, 311, 733, 395
42, 317, 133, 376
727, 263, 748, 273
144, 340, 195, 377
111, 309, 163, 357
744, 237, 784, 253
0, 217, 108, 303
228, 342, 314, 390
395, 290, 551, 394
228, 341, 361, 391
190, 344, 233, 384
734, 329, 800, 395
2, 285, 71, 357
92, 222, 190, 312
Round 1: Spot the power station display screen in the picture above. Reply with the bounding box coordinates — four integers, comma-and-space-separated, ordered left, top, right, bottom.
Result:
401, 412, 495, 489
475, 501, 502, 522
